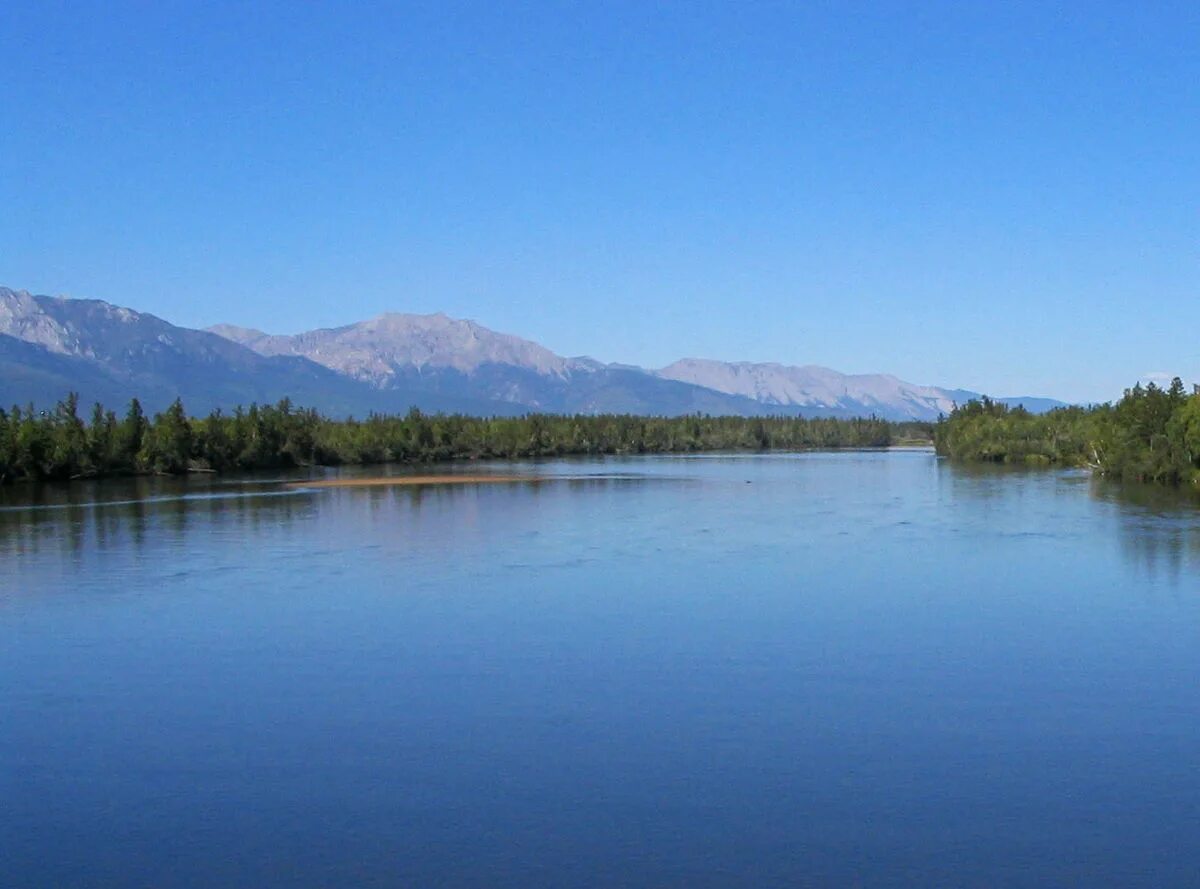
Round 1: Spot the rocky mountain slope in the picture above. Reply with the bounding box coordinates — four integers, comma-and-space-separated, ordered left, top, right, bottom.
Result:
206, 313, 784, 415
1, 286, 1065, 419
0, 288, 507, 415
209, 312, 572, 384
657, 359, 961, 420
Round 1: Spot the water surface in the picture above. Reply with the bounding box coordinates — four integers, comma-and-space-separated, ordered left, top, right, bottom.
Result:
3, 451, 1199, 887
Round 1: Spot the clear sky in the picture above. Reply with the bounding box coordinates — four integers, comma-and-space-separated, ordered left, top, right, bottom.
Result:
2, 2, 1196, 403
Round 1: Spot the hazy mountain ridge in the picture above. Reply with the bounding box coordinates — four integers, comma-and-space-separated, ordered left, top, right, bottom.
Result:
209, 313, 573, 384
656, 358, 963, 420
1, 286, 1065, 419
205, 312, 802, 415
0, 288, 515, 416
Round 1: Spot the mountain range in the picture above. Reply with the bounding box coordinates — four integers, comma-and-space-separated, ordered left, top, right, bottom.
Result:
0, 286, 1064, 420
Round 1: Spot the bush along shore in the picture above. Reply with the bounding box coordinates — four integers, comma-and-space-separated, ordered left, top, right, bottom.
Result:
935, 378, 1200, 486
0, 394, 933, 484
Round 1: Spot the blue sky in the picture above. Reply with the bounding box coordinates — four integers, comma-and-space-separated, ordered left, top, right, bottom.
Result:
1, 1, 1196, 403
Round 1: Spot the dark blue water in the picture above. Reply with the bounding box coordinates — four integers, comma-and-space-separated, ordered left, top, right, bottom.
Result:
3, 451, 1199, 887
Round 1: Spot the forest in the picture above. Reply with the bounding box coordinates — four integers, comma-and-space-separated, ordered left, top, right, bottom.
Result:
0, 394, 921, 484
935, 378, 1200, 486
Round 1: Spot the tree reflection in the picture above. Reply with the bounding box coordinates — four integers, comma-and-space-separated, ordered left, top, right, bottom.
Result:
1090, 478, 1200, 587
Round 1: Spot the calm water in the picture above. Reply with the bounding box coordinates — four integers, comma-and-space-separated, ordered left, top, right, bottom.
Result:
3, 451, 1199, 887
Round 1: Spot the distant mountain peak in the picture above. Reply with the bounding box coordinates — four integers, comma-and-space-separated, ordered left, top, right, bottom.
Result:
207, 323, 268, 342
3, 285, 1067, 420
657, 357, 960, 418
209, 309, 570, 385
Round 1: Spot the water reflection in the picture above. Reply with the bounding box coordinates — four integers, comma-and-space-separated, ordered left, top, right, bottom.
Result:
1089, 478, 1200, 586
3, 452, 1200, 887
5, 458, 1199, 588
932, 457, 1200, 589
0, 470, 665, 589
0, 484, 311, 565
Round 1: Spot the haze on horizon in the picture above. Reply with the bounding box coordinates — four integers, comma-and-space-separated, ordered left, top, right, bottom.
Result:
2, 2, 1196, 405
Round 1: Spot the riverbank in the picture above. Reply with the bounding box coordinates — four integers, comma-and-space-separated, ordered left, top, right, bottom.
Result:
1, 396, 913, 485
934, 382, 1200, 488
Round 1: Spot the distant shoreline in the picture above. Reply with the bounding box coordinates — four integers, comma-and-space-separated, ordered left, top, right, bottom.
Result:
1, 395, 920, 486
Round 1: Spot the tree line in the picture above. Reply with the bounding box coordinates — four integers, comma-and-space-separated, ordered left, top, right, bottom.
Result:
0, 394, 923, 484
935, 378, 1200, 486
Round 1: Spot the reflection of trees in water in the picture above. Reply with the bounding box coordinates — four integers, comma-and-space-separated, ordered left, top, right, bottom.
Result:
1090, 478, 1200, 586
302, 475, 653, 566
0, 482, 309, 567
936, 458, 1049, 497
934, 457, 1071, 524
0, 475, 595, 566
0, 513, 51, 560
348, 475, 645, 514
196, 487, 308, 541
1, 469, 795, 587
927, 460, 1200, 590
0, 473, 671, 569
159, 495, 191, 541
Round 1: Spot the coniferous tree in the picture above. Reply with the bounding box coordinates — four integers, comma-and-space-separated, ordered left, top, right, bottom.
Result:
117, 399, 148, 470
0, 408, 12, 483
44, 393, 88, 478
145, 398, 194, 473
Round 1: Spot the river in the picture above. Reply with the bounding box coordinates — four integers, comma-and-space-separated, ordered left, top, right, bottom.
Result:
2, 450, 1198, 886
